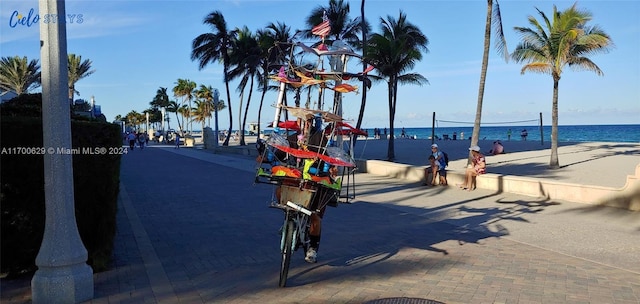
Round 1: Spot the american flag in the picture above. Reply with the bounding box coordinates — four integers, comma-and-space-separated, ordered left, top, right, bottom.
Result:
312, 11, 330, 37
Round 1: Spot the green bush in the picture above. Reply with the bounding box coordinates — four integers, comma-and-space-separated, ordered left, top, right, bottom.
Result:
1, 114, 121, 276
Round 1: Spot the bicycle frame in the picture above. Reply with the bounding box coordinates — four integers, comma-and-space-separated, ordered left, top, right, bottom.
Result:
280, 205, 311, 254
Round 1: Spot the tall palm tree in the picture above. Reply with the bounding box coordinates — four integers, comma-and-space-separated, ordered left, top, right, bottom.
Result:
172, 78, 196, 133
195, 84, 215, 127
67, 54, 95, 105
355, 0, 370, 131
228, 26, 262, 145
151, 87, 171, 109
366, 11, 429, 161
0, 56, 41, 95
166, 100, 184, 134
306, 0, 363, 116
191, 100, 211, 134
470, 0, 508, 163
192, 11, 236, 146
255, 22, 294, 137
511, 3, 612, 168
305, 0, 362, 47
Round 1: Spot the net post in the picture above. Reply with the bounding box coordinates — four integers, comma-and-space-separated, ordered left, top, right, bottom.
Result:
539, 112, 544, 146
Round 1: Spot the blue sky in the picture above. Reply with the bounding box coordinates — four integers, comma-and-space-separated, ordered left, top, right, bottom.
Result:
1, 0, 638, 129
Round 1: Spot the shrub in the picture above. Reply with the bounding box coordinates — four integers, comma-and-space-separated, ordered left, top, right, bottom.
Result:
1, 108, 121, 276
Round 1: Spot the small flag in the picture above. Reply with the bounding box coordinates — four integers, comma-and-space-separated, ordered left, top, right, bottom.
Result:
312, 11, 330, 37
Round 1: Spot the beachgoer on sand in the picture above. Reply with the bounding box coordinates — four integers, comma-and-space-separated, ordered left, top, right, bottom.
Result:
507, 129, 512, 141
459, 145, 485, 191
424, 143, 447, 186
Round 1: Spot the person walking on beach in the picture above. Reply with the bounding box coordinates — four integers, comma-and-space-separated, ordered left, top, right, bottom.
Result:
507, 129, 512, 141
460, 131, 464, 140
521, 129, 528, 141
459, 145, 485, 191
175, 133, 181, 149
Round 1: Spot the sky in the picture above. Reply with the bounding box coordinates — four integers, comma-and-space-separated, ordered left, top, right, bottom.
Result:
1, 0, 639, 129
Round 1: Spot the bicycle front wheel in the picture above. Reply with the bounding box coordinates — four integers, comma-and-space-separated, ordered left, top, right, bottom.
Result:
279, 219, 295, 287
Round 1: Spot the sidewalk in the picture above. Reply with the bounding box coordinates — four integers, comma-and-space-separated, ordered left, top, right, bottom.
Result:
1, 145, 639, 303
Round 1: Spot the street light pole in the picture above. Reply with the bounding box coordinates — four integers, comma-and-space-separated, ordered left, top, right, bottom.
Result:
31, 0, 93, 302
161, 107, 165, 134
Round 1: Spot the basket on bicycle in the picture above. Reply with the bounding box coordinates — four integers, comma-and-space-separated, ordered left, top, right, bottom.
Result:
277, 179, 339, 211
278, 184, 316, 209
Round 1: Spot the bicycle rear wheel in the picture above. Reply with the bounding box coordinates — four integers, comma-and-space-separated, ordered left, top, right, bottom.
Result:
279, 219, 295, 287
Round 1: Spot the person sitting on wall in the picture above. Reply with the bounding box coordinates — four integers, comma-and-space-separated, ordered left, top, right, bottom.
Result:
458, 145, 486, 191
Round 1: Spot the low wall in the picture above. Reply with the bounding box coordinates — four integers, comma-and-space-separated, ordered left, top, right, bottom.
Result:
356, 159, 640, 212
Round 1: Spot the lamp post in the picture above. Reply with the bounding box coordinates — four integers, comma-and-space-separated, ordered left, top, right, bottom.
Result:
213, 89, 220, 147
32, 0, 94, 302
161, 107, 166, 135
145, 112, 149, 134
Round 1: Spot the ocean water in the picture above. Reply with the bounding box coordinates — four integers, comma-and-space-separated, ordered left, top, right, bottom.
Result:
365, 124, 640, 143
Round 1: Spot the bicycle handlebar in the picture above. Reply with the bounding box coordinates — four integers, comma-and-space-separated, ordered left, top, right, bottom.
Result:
285, 201, 312, 216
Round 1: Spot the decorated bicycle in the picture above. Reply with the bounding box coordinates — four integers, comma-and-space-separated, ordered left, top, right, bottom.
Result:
254, 18, 369, 287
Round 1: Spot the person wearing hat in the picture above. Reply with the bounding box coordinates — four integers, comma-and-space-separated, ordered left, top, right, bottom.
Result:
459, 145, 486, 191
424, 143, 447, 186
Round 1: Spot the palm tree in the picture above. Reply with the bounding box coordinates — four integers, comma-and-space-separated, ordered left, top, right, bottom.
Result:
305, 0, 363, 116
366, 11, 429, 161
150, 87, 170, 130
166, 100, 184, 134
0, 56, 41, 95
192, 11, 236, 146
470, 0, 509, 163
228, 26, 262, 145
255, 22, 294, 137
177, 104, 190, 134
67, 54, 95, 105
511, 3, 612, 168
151, 87, 171, 109
172, 78, 196, 133
355, 0, 371, 131
195, 84, 215, 127
192, 100, 211, 134
125, 110, 143, 131
305, 0, 362, 47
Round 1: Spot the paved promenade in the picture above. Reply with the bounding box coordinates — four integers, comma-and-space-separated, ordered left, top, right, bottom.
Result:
2, 144, 639, 303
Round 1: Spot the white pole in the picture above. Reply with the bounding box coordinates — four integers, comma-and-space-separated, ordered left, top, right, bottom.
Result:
272, 81, 287, 132
32, 1, 94, 302
213, 89, 220, 146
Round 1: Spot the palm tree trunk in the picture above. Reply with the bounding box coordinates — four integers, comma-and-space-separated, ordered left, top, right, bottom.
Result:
387, 79, 396, 161
257, 79, 268, 137
470, 0, 493, 164
240, 77, 255, 146
223, 75, 233, 146
356, 0, 367, 131
238, 87, 245, 142
550, 77, 560, 168
68, 86, 74, 105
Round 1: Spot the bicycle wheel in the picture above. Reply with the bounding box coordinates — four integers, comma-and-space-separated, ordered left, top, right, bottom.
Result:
279, 219, 295, 287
